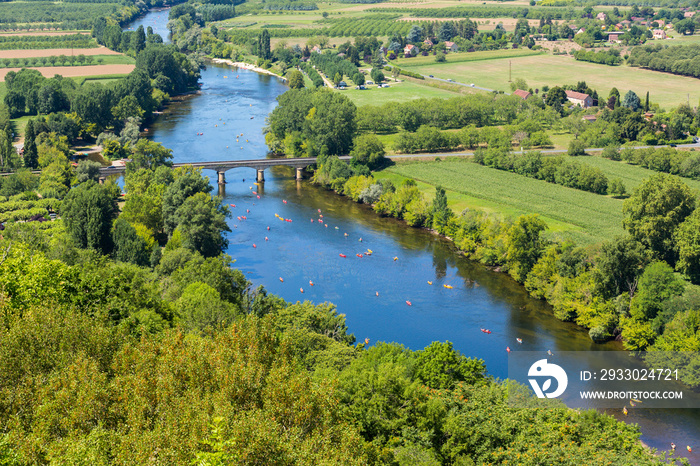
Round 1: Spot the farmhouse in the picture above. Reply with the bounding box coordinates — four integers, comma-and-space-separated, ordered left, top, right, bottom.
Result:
565, 90, 593, 108
513, 89, 531, 100
403, 44, 418, 57
607, 31, 622, 43
311, 45, 322, 54
596, 12, 607, 21
653, 29, 667, 39
423, 38, 434, 49
444, 41, 458, 52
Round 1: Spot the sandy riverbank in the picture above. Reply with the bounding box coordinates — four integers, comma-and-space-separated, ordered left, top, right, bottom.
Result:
211, 58, 287, 81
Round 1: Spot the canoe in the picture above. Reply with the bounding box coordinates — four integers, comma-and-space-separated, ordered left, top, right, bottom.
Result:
443, 285, 453, 289
427, 281, 432, 285
339, 254, 347, 258
406, 301, 412, 306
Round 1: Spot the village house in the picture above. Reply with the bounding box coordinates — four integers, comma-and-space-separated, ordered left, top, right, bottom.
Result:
653, 29, 667, 39
403, 44, 418, 57
582, 114, 597, 123
596, 12, 607, 21
423, 38, 434, 49
565, 90, 593, 108
311, 45, 322, 54
607, 31, 622, 43
684, 11, 696, 18
513, 89, 531, 100
444, 41, 458, 52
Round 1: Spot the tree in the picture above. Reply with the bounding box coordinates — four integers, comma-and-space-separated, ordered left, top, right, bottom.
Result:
506, 214, 547, 283
76, 160, 103, 183
407, 25, 423, 43
414, 341, 485, 389
608, 87, 620, 109
162, 169, 213, 236
128, 138, 173, 170
675, 209, 700, 284
594, 235, 647, 298
177, 282, 239, 334
545, 86, 567, 113
567, 139, 585, 156
674, 18, 695, 35
608, 178, 626, 197
287, 70, 304, 89
112, 95, 144, 124
435, 51, 446, 63
644, 91, 649, 112
438, 22, 456, 42
630, 261, 685, 322
349, 133, 385, 170
131, 25, 146, 54
258, 30, 271, 60
370, 68, 384, 84
431, 185, 452, 235
623, 173, 696, 265
23, 119, 38, 169
174, 192, 230, 257
621, 90, 641, 111
112, 217, 150, 266
60, 181, 116, 253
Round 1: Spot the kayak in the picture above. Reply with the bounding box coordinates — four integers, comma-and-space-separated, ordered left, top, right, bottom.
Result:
339, 254, 347, 258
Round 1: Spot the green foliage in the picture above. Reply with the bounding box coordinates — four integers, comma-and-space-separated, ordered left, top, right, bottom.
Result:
415, 341, 485, 389
506, 214, 547, 283
174, 192, 230, 258
112, 217, 150, 267
60, 181, 116, 254
623, 173, 696, 265
287, 69, 304, 89
349, 133, 385, 170
675, 208, 700, 284
630, 261, 685, 323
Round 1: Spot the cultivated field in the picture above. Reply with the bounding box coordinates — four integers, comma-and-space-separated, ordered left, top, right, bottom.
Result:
562, 153, 700, 193
0, 46, 119, 58
398, 53, 700, 108
0, 64, 134, 80
342, 78, 466, 106
377, 158, 626, 245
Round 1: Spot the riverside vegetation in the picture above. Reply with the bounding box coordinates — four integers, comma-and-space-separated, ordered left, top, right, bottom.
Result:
266, 86, 700, 391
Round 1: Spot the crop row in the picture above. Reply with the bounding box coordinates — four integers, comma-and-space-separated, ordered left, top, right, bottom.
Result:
0, 198, 59, 214
385, 160, 625, 244
0, 2, 120, 25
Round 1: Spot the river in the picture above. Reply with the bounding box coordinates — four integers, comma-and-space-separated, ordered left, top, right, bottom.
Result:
128, 9, 699, 461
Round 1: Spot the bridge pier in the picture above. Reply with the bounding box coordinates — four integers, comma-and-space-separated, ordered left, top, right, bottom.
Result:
217, 170, 226, 185
257, 169, 265, 183
296, 167, 303, 180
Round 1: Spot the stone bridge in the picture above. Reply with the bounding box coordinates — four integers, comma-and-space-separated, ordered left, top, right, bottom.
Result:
98, 156, 351, 184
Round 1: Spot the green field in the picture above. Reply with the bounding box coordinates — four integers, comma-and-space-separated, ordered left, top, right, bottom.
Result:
342, 78, 463, 106
376, 158, 626, 245
562, 153, 700, 193
398, 53, 700, 109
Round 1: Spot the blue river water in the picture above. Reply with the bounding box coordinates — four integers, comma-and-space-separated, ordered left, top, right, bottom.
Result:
128, 9, 700, 461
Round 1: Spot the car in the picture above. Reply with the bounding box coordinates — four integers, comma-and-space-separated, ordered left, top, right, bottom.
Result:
470, 83, 475, 87
429, 75, 434, 78
446, 78, 454, 82
366, 81, 374, 85
669, 143, 677, 147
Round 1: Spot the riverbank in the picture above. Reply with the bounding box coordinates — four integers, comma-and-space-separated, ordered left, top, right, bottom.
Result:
211, 58, 287, 81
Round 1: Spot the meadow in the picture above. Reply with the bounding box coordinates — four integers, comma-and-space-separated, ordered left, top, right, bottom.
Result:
397, 53, 700, 109
563, 153, 700, 193
376, 158, 626, 245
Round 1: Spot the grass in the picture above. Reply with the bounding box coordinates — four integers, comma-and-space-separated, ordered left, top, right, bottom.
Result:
561, 153, 700, 194
341, 79, 462, 106
398, 53, 700, 109
391, 48, 543, 68
376, 158, 626, 245
11, 115, 32, 139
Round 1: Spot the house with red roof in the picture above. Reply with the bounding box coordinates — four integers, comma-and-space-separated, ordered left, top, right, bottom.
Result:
565, 90, 593, 108
513, 89, 531, 100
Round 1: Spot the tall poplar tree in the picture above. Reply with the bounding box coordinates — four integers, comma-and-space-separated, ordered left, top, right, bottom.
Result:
23, 119, 38, 169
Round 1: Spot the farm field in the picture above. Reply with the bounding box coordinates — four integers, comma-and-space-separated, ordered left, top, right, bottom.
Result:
377, 158, 626, 245
342, 78, 464, 106
391, 48, 543, 68
398, 53, 700, 108
0, 64, 134, 80
561, 153, 700, 193
0, 47, 120, 58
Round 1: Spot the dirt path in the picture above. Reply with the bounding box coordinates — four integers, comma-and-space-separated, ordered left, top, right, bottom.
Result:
0, 64, 134, 79
0, 46, 121, 59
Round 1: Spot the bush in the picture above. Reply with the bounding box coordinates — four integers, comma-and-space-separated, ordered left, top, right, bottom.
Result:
568, 139, 585, 156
